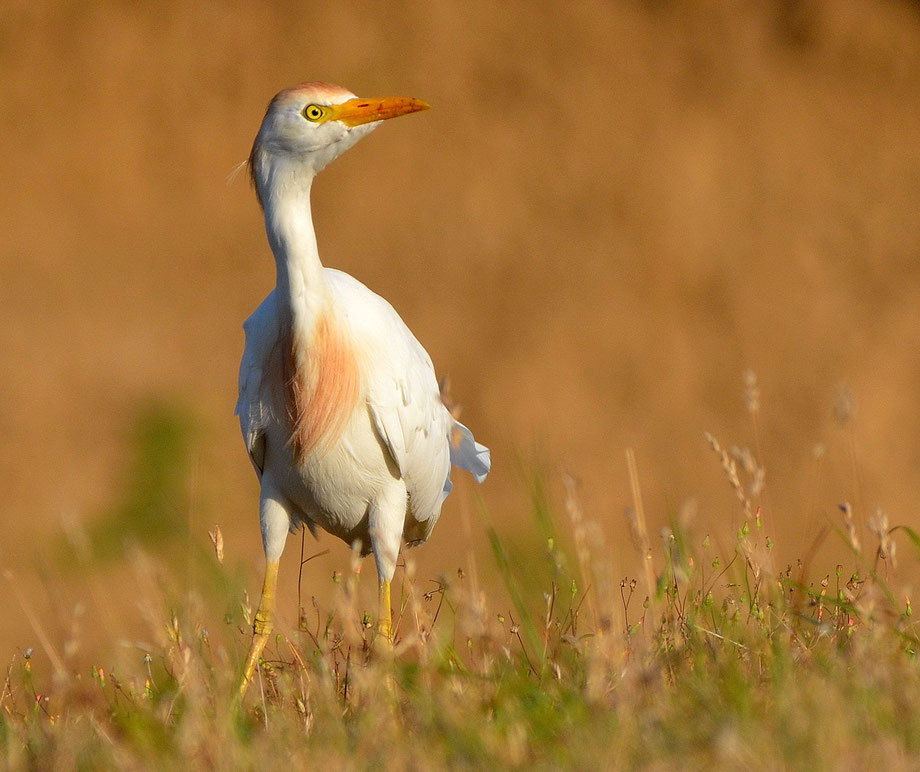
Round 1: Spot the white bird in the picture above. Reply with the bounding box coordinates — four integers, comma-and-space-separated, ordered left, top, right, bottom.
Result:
236, 82, 490, 695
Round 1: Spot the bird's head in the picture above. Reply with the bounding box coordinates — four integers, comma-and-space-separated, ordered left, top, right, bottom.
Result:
249, 82, 429, 207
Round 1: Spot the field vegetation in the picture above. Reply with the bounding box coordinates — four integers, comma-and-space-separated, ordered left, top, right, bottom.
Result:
3, 395, 920, 769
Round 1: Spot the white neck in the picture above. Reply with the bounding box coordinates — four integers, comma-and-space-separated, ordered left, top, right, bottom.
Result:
259, 156, 328, 327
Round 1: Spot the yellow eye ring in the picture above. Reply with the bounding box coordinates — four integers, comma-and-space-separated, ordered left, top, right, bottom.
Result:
303, 104, 326, 122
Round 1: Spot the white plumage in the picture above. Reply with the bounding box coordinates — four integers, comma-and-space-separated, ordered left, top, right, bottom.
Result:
236, 82, 489, 696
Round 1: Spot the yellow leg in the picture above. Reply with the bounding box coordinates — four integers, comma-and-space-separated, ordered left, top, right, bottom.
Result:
376, 578, 399, 704
239, 559, 280, 699
378, 579, 393, 641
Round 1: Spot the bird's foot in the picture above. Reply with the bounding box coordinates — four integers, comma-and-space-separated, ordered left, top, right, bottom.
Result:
253, 608, 273, 637
239, 612, 273, 699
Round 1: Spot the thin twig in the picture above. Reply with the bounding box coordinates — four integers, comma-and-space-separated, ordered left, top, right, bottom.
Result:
298, 544, 330, 627
626, 448, 657, 628
691, 623, 749, 651
508, 612, 538, 676
0, 661, 13, 714
3, 571, 68, 681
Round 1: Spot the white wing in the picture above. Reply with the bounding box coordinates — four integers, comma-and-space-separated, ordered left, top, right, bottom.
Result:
235, 290, 281, 477
326, 270, 490, 534
236, 271, 492, 533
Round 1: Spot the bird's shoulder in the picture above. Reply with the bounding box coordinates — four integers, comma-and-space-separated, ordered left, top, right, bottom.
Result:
241, 290, 281, 342
238, 291, 282, 395
323, 268, 436, 373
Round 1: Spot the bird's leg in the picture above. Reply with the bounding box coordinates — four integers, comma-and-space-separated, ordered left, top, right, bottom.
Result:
377, 575, 399, 708
240, 558, 280, 698
368, 483, 406, 648
378, 578, 393, 641
239, 490, 291, 699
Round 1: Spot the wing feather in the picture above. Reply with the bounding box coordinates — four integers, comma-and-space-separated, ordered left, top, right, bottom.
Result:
236, 291, 281, 477
326, 271, 463, 532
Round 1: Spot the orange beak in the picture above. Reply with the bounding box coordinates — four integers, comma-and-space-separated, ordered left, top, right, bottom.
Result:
328, 96, 430, 127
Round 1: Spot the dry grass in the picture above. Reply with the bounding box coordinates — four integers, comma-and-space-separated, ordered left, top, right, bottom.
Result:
4, 3, 920, 661
4, 421, 920, 769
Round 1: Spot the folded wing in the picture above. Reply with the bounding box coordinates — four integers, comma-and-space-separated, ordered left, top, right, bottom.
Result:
235, 291, 281, 477
326, 270, 490, 537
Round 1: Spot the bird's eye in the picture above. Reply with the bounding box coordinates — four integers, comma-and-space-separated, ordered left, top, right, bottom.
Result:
303, 104, 326, 122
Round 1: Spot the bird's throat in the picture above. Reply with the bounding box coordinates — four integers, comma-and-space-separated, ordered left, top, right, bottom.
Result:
263, 173, 361, 464
257, 156, 324, 312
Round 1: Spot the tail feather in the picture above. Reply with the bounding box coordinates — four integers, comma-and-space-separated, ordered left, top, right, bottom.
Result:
449, 420, 491, 484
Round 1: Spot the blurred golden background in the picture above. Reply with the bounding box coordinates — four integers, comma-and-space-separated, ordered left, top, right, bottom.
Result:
2, 0, 920, 669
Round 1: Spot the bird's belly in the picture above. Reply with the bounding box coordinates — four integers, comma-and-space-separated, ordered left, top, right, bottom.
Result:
266, 405, 397, 545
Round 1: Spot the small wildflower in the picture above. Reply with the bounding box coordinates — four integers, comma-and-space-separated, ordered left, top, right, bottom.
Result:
840, 502, 861, 553
868, 509, 896, 569
208, 524, 224, 564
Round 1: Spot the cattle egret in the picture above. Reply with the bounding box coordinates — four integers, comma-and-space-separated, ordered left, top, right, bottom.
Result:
236, 82, 490, 696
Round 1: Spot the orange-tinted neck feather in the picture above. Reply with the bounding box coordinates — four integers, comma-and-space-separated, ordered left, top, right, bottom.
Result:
284, 310, 362, 464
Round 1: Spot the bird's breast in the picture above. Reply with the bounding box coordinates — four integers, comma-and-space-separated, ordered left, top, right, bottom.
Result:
284, 309, 362, 466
